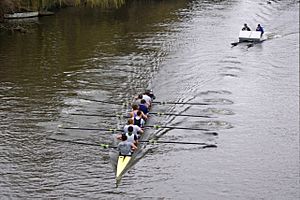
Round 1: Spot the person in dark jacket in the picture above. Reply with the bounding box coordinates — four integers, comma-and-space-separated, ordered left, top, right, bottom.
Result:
256, 24, 264, 36
242, 23, 251, 31
139, 99, 149, 115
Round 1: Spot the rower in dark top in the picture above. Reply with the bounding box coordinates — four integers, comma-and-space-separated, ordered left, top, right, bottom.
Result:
129, 104, 147, 120
133, 111, 145, 128
242, 23, 251, 31
139, 99, 149, 115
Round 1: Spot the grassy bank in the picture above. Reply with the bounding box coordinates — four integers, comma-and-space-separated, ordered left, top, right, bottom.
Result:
0, 0, 126, 21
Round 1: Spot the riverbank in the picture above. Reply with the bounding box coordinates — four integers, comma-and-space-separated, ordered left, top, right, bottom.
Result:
0, 0, 126, 22
0, 0, 56, 23
0, 0, 126, 33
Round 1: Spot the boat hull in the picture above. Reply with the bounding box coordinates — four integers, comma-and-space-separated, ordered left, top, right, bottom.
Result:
238, 30, 262, 42
113, 91, 156, 184
4, 12, 39, 19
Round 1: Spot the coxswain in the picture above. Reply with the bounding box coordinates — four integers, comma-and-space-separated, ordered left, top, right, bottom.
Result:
117, 134, 137, 156
256, 24, 264, 36
242, 23, 251, 31
123, 118, 144, 136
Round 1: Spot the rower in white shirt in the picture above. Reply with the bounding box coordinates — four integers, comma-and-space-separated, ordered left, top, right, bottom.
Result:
123, 118, 144, 136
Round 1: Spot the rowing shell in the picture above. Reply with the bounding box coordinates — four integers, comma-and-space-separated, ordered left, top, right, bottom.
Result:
114, 92, 156, 184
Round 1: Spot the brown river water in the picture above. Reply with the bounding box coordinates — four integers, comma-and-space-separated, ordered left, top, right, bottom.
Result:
0, 0, 299, 199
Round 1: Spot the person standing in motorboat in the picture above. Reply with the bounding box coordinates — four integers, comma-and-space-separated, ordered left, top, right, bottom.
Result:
256, 24, 264, 37
242, 23, 251, 31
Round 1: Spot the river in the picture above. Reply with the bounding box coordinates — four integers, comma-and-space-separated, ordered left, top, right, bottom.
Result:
0, 0, 299, 199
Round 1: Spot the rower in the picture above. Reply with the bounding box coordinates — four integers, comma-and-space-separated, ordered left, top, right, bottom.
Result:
124, 118, 144, 136
129, 104, 148, 120
142, 90, 153, 108
117, 126, 138, 144
125, 126, 138, 144
139, 99, 149, 115
117, 134, 137, 156
133, 111, 145, 128
134, 94, 143, 106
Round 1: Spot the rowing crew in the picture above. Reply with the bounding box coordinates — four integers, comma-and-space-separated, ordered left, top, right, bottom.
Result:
117, 90, 155, 156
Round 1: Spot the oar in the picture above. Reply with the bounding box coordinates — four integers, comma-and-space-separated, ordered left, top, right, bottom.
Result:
81, 98, 129, 106
140, 139, 217, 147
70, 113, 128, 118
152, 101, 209, 105
82, 97, 209, 106
144, 125, 210, 131
46, 137, 116, 148
46, 138, 216, 148
148, 112, 213, 118
58, 125, 123, 132
70, 112, 212, 119
58, 125, 217, 135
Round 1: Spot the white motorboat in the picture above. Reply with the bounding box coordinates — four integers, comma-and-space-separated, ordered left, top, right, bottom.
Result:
238, 30, 262, 42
